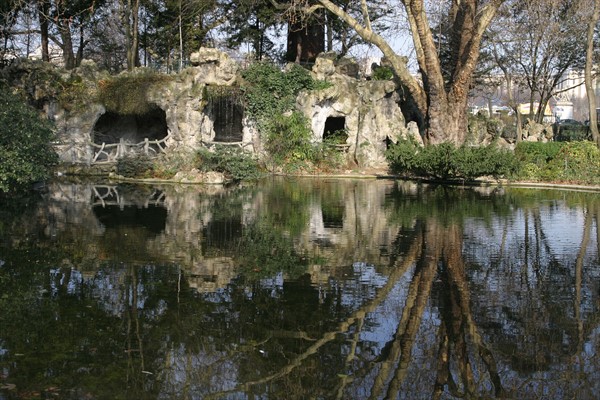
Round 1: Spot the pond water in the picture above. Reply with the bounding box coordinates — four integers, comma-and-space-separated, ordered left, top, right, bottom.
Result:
0, 178, 599, 400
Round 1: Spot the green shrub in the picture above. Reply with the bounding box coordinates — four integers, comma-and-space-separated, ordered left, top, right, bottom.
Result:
371, 66, 394, 81
0, 86, 58, 192
311, 143, 345, 172
416, 142, 456, 179
242, 63, 308, 125
152, 151, 197, 179
264, 112, 314, 164
554, 125, 590, 142
116, 154, 154, 178
240, 62, 337, 171
197, 146, 263, 181
386, 139, 517, 180
547, 141, 600, 183
513, 141, 600, 184
453, 145, 518, 179
514, 141, 564, 165
323, 129, 348, 145
242, 63, 324, 133
385, 137, 421, 174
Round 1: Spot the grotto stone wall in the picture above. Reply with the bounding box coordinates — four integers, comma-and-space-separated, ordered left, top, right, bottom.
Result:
298, 53, 420, 168
3, 48, 418, 169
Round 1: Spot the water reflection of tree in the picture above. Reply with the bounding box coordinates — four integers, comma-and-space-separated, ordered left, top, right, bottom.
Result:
365, 218, 506, 399
2, 182, 599, 399
205, 184, 600, 399
472, 193, 600, 370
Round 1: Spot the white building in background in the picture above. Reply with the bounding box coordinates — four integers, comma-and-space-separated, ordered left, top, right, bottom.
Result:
469, 69, 600, 122
28, 43, 64, 66
554, 69, 600, 121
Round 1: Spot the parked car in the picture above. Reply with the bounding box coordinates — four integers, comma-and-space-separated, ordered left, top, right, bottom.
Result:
554, 119, 590, 141
557, 118, 582, 126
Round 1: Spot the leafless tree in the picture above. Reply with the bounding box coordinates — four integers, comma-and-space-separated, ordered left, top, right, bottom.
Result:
486, 0, 588, 124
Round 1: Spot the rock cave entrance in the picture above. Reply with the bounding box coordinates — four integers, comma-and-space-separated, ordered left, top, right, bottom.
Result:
93, 108, 168, 145
91, 107, 168, 162
323, 116, 347, 144
207, 88, 244, 143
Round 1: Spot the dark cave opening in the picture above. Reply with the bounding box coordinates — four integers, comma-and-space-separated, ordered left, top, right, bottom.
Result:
209, 96, 244, 143
93, 107, 168, 146
323, 116, 347, 143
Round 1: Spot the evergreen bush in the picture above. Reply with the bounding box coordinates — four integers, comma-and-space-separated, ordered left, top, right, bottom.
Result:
116, 154, 154, 178
197, 146, 263, 181
264, 112, 315, 165
0, 86, 58, 192
512, 141, 600, 184
386, 139, 517, 180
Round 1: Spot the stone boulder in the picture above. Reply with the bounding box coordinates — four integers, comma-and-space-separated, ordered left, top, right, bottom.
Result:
296, 54, 422, 168
312, 51, 360, 79
522, 120, 553, 143
188, 47, 238, 86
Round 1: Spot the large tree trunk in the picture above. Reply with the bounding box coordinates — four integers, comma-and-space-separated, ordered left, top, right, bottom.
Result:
427, 98, 469, 144
123, 0, 140, 70
585, 0, 600, 147
37, 0, 50, 62
58, 20, 75, 69
317, 0, 505, 145
286, 10, 325, 64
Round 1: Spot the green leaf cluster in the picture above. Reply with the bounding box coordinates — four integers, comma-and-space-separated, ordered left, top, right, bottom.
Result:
197, 146, 264, 181
241, 62, 326, 130
0, 86, 58, 193
371, 66, 394, 81
116, 153, 155, 178
514, 141, 600, 184
386, 138, 518, 180
264, 112, 315, 165
514, 141, 563, 165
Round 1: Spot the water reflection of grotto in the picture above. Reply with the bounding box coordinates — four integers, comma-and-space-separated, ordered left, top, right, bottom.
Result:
93, 204, 167, 235
4, 181, 600, 399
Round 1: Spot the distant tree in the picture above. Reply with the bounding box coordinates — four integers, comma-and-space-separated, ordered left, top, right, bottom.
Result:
119, 0, 141, 69
284, 0, 393, 63
220, 0, 283, 61
1, 0, 28, 60
486, 0, 588, 124
37, 0, 50, 61
285, 3, 325, 63
29, 0, 102, 69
